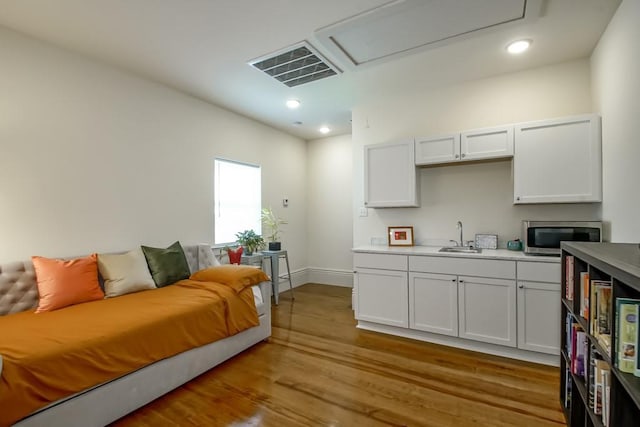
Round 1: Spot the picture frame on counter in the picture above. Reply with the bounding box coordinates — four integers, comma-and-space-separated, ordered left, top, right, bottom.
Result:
388, 226, 414, 246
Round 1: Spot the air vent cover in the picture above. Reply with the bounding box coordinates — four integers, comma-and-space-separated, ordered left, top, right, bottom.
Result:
249, 42, 340, 87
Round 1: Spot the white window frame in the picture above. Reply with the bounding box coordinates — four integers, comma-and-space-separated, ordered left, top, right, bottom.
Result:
214, 158, 262, 245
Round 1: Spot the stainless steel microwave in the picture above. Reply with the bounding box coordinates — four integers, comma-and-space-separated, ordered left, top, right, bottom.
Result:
522, 220, 602, 255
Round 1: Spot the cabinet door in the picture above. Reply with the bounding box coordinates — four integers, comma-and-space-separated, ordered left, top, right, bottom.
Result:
409, 272, 458, 336
460, 125, 514, 161
458, 276, 517, 347
513, 114, 602, 204
355, 268, 408, 327
517, 280, 561, 355
364, 139, 418, 207
415, 134, 460, 165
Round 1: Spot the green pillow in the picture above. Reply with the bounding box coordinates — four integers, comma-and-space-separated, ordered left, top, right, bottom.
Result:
141, 241, 190, 287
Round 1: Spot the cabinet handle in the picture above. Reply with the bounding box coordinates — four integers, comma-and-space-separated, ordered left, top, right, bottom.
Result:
516, 196, 521, 201
461, 153, 466, 158
455, 154, 460, 159
451, 279, 456, 282
459, 280, 464, 283
518, 284, 524, 289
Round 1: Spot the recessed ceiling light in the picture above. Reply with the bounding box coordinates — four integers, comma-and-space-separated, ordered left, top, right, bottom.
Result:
319, 126, 331, 134
286, 99, 301, 109
506, 39, 531, 54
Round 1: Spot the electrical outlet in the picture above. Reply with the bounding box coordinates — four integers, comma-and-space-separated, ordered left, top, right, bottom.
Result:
359, 207, 368, 217
282, 198, 289, 207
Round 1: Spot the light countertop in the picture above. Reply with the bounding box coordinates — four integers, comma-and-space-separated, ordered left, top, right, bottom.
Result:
352, 245, 560, 263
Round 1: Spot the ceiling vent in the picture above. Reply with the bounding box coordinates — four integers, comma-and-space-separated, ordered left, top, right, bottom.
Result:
249, 42, 341, 87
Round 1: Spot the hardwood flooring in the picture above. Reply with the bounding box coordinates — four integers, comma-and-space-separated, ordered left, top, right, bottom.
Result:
112, 284, 565, 426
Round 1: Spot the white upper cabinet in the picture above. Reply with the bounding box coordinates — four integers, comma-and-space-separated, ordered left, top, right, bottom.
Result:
416, 126, 513, 165
364, 139, 419, 208
461, 125, 514, 161
513, 114, 602, 204
415, 134, 460, 165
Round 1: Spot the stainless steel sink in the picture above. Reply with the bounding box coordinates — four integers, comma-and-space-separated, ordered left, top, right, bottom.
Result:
438, 246, 482, 254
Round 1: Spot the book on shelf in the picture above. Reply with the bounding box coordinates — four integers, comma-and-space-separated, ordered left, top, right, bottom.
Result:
588, 344, 597, 409
595, 359, 609, 416
564, 368, 572, 409
570, 321, 576, 370
585, 344, 611, 424
591, 280, 613, 356
565, 255, 574, 301
615, 298, 640, 374
637, 312, 640, 377
601, 368, 611, 426
590, 281, 598, 336
566, 312, 574, 357
574, 329, 587, 377
580, 272, 590, 318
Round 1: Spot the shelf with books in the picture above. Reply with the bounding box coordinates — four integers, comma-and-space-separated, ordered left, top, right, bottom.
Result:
561, 352, 605, 427
561, 242, 640, 427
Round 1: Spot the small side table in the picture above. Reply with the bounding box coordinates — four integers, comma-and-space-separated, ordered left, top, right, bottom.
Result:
240, 253, 264, 267
261, 250, 294, 305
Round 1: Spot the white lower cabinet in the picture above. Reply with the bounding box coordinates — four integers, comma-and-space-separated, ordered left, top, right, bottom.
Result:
409, 256, 517, 347
354, 253, 408, 328
457, 276, 517, 347
516, 262, 561, 355
409, 272, 458, 336
355, 268, 408, 327
354, 251, 561, 363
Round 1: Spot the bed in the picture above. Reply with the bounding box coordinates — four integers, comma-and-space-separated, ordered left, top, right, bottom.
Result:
0, 244, 271, 427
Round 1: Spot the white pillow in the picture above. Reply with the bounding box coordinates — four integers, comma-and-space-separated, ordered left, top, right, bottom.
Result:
98, 248, 156, 297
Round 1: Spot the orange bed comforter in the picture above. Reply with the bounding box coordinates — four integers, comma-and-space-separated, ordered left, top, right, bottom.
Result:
0, 279, 259, 426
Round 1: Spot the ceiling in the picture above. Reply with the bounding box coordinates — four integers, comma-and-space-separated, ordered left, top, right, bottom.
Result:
0, 0, 622, 140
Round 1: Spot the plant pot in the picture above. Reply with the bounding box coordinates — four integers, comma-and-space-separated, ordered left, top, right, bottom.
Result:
268, 242, 281, 251
226, 246, 243, 264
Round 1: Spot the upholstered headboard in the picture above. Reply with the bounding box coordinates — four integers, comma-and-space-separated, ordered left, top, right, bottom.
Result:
0, 244, 220, 316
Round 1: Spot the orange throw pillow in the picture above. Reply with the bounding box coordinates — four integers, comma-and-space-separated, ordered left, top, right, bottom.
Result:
32, 254, 104, 313
190, 265, 269, 293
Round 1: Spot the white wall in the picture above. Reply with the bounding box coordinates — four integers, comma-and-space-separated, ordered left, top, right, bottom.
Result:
306, 134, 353, 286
352, 59, 601, 247
0, 26, 308, 271
591, 0, 640, 242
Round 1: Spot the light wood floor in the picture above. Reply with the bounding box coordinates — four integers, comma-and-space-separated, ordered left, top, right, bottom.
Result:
112, 284, 565, 426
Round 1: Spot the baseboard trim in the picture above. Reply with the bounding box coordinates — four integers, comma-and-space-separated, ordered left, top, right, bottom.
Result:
357, 321, 559, 367
273, 267, 353, 292
306, 268, 353, 287
275, 268, 307, 290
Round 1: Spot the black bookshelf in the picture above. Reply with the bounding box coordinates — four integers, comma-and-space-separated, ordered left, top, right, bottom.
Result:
561, 242, 640, 427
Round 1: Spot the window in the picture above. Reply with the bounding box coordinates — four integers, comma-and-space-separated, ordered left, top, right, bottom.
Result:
214, 158, 261, 245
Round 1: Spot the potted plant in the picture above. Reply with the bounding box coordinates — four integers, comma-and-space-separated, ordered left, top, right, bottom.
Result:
234, 229, 265, 255
261, 207, 287, 251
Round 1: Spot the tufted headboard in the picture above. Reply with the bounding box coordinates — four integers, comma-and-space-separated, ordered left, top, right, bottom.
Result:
0, 244, 220, 316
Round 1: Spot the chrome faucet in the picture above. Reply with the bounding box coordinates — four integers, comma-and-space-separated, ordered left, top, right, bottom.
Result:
456, 221, 464, 247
